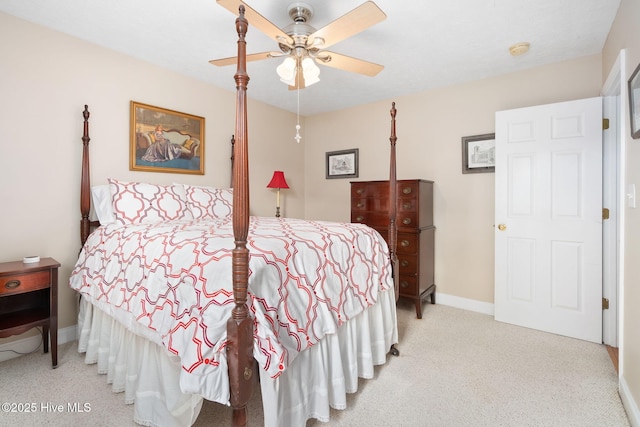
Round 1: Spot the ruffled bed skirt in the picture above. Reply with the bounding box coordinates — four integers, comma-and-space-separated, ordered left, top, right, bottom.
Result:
77, 288, 398, 426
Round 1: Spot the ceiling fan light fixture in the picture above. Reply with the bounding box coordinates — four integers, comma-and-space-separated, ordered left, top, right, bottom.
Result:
301, 58, 320, 86
277, 57, 297, 85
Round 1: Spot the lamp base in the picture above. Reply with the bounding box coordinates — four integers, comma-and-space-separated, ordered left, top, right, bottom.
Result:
275, 206, 281, 218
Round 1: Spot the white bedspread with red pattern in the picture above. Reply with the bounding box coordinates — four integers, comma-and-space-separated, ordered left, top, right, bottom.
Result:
69, 216, 392, 403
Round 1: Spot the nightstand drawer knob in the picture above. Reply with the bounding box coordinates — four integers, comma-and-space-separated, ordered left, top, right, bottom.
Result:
356, 216, 364, 222
357, 202, 364, 208
400, 280, 409, 288
5, 280, 21, 290
402, 187, 412, 194
402, 218, 412, 225
401, 260, 409, 267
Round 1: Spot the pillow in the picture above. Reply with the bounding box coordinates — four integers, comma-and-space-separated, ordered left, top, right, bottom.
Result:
91, 184, 115, 225
182, 185, 233, 220
108, 179, 192, 225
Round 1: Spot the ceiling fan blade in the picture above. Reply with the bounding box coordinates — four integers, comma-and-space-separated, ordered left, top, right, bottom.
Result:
317, 51, 384, 77
216, 0, 293, 44
308, 1, 386, 49
209, 52, 280, 67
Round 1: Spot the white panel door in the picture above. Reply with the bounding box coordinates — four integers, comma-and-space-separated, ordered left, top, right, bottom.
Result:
494, 97, 603, 343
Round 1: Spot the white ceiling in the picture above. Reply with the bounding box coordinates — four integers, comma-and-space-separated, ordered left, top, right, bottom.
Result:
0, 0, 620, 116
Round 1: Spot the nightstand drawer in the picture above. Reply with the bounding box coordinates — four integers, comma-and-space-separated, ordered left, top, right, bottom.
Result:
0, 270, 50, 296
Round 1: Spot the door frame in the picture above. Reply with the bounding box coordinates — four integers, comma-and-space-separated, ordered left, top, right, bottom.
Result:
601, 49, 627, 348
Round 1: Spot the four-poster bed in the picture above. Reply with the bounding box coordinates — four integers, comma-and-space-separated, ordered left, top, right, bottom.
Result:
71, 6, 401, 427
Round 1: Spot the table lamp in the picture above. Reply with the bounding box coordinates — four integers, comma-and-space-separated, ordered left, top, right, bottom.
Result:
266, 171, 290, 218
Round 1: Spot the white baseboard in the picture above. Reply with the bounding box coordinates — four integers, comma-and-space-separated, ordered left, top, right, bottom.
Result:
620, 376, 640, 427
436, 292, 495, 316
0, 325, 77, 363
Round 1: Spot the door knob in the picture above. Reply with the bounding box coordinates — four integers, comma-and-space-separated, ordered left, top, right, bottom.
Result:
498, 224, 507, 231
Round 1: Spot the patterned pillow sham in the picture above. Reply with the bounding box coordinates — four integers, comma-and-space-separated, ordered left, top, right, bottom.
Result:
108, 179, 192, 225
182, 185, 233, 220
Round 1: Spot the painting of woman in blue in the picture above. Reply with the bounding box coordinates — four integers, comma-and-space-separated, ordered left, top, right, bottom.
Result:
141, 125, 194, 162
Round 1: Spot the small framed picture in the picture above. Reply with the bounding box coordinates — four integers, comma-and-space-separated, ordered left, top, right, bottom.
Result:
461, 133, 495, 174
628, 62, 640, 139
130, 101, 205, 174
326, 149, 359, 179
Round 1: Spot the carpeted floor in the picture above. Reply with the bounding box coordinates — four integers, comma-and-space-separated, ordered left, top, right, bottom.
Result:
0, 302, 630, 426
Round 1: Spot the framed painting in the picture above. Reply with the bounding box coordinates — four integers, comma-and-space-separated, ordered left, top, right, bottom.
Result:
461, 133, 495, 174
628, 61, 640, 139
326, 148, 359, 179
130, 101, 205, 174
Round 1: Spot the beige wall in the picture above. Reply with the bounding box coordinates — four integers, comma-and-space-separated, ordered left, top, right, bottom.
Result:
0, 12, 303, 342
305, 55, 602, 304
602, 0, 640, 423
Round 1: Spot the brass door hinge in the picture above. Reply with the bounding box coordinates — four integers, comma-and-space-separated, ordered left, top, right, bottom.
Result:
603, 298, 610, 310
603, 208, 610, 220
603, 118, 610, 130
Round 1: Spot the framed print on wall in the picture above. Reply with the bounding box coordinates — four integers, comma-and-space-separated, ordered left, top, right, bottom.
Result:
130, 101, 205, 174
628, 61, 640, 139
326, 148, 359, 179
461, 133, 495, 174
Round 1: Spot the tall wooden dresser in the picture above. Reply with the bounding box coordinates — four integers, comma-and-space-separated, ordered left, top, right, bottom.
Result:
351, 179, 435, 318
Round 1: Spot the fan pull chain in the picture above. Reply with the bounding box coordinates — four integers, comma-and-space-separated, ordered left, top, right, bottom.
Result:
295, 64, 302, 143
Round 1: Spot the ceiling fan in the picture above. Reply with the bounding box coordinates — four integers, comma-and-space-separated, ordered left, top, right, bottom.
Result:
210, 0, 386, 90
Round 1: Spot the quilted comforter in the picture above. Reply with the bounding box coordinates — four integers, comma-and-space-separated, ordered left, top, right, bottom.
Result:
69, 216, 393, 403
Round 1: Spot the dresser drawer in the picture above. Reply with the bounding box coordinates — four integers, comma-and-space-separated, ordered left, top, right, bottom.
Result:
0, 270, 51, 296
398, 254, 418, 275
399, 198, 416, 212
399, 181, 419, 197
352, 212, 392, 227
398, 213, 418, 227
351, 182, 387, 198
399, 276, 418, 296
351, 197, 390, 212
397, 232, 419, 254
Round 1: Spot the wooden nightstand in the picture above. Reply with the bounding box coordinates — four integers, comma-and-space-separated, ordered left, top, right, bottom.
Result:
0, 258, 60, 368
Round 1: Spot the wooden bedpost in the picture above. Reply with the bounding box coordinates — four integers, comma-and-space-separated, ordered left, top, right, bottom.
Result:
228, 6, 255, 427
80, 105, 91, 246
388, 102, 400, 301
230, 134, 235, 187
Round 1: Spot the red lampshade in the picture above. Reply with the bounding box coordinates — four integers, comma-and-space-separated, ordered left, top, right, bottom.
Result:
266, 171, 289, 189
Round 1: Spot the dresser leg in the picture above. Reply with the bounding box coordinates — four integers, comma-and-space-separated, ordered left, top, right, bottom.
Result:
42, 324, 49, 353
415, 299, 423, 319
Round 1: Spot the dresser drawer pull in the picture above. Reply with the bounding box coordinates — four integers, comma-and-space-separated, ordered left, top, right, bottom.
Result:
400, 280, 409, 288
400, 240, 410, 247
5, 280, 21, 290
402, 187, 412, 195
400, 260, 409, 267
356, 188, 364, 195
357, 202, 365, 208
402, 218, 412, 225
356, 216, 365, 222
402, 202, 411, 209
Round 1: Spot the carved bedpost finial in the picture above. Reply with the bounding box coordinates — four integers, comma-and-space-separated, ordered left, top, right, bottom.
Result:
388, 102, 399, 301
80, 105, 92, 246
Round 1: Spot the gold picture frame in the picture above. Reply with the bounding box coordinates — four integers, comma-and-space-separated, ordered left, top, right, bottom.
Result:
130, 101, 205, 174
